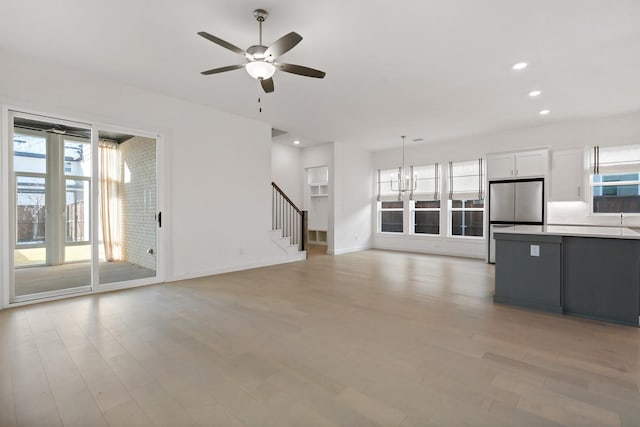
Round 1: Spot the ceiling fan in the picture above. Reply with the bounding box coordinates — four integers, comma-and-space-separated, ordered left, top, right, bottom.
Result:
198, 9, 326, 93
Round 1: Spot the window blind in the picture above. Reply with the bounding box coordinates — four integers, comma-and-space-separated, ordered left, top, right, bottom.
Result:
448, 159, 484, 200
592, 145, 640, 174
377, 168, 401, 201
411, 163, 440, 200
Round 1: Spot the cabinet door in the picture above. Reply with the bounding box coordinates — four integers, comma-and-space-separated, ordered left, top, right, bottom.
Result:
515, 150, 548, 177
550, 149, 584, 201
487, 154, 515, 180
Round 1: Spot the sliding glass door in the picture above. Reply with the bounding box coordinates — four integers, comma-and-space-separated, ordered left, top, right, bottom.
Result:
7, 111, 160, 303
97, 131, 157, 285
11, 114, 92, 300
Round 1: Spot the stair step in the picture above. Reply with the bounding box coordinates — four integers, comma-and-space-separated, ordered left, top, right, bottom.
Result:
271, 228, 305, 258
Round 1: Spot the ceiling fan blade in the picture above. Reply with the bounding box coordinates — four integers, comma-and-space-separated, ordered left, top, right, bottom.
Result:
260, 77, 275, 93
200, 64, 245, 75
264, 32, 302, 60
197, 31, 247, 57
275, 63, 326, 79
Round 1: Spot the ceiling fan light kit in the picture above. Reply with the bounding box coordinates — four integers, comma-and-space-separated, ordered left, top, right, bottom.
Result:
245, 61, 275, 80
198, 9, 326, 94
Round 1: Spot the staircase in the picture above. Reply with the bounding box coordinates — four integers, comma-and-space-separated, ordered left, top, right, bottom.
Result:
271, 182, 307, 260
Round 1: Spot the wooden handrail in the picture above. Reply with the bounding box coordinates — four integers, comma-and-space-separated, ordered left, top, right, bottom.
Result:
271, 182, 302, 214
271, 181, 308, 254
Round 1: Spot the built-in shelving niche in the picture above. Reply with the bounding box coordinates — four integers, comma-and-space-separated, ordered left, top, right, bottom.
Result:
306, 166, 329, 246
309, 183, 328, 197
308, 229, 328, 244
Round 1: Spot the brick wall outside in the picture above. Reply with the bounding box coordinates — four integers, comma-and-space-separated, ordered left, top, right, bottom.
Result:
119, 136, 156, 271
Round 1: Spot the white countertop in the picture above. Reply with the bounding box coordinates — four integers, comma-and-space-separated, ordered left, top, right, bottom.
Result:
493, 225, 640, 240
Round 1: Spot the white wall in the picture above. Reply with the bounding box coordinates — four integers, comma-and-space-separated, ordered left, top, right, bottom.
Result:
0, 52, 295, 303
372, 110, 640, 258
270, 142, 303, 208
333, 142, 374, 254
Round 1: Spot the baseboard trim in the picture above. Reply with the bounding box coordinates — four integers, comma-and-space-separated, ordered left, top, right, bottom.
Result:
331, 245, 372, 255
169, 256, 304, 282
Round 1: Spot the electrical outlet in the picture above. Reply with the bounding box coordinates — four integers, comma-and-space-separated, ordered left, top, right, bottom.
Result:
530, 245, 540, 257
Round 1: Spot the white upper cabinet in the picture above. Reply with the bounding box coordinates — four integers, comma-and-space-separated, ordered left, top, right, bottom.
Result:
486, 153, 514, 180
487, 149, 549, 180
550, 148, 585, 201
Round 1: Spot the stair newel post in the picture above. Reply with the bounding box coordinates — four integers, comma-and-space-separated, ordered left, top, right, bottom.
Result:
301, 210, 308, 255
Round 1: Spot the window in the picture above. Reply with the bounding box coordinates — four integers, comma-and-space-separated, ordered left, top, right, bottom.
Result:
379, 201, 404, 233
411, 163, 441, 235
591, 145, 640, 214
450, 199, 484, 236
413, 200, 440, 234
14, 133, 47, 247
377, 168, 403, 232
64, 139, 91, 243
448, 159, 485, 237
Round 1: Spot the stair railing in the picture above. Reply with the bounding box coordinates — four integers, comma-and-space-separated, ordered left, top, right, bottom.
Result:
272, 182, 307, 254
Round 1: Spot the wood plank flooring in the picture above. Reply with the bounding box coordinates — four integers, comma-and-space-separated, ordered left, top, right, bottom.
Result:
1, 249, 639, 426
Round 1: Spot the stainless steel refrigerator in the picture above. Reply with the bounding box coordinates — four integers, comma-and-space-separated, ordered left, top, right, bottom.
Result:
488, 178, 544, 263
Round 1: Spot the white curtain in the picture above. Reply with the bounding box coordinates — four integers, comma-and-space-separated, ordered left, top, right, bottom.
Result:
99, 141, 122, 261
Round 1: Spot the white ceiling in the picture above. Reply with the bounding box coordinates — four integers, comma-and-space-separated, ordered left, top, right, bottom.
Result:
2, 0, 640, 150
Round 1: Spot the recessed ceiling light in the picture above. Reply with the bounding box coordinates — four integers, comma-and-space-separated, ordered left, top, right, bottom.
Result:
512, 62, 528, 70
539, 109, 551, 115
528, 90, 542, 97
293, 140, 300, 145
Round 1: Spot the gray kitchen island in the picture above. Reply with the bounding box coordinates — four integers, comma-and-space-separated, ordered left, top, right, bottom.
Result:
494, 225, 640, 327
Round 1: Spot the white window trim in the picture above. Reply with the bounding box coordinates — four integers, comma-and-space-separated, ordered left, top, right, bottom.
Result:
377, 200, 405, 234
448, 199, 485, 239
410, 199, 441, 236
590, 173, 640, 216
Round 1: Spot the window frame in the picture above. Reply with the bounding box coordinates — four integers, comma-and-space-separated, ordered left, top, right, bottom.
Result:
448, 158, 485, 238
590, 172, 640, 216
378, 200, 405, 234
411, 199, 441, 236
590, 145, 640, 216
448, 198, 485, 239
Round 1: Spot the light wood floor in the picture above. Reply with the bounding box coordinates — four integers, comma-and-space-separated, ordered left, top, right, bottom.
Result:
307, 243, 328, 257
1, 250, 639, 426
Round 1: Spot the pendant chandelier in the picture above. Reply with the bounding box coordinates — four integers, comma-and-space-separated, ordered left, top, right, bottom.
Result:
390, 135, 417, 193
